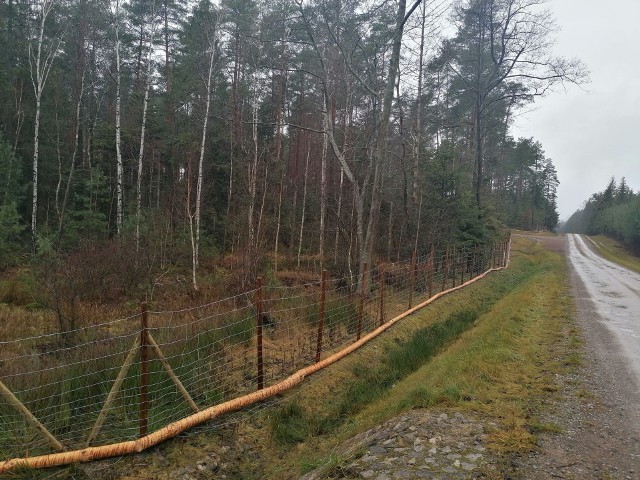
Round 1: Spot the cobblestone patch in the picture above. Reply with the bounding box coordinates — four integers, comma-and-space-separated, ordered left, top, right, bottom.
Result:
301, 409, 500, 479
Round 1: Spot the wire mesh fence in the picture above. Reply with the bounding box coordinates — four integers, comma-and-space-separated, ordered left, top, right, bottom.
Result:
0, 239, 510, 470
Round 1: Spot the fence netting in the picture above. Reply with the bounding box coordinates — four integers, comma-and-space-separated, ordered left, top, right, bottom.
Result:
0, 240, 509, 467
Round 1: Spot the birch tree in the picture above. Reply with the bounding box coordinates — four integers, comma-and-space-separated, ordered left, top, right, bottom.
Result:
112, 0, 124, 235
134, 1, 158, 252
187, 3, 220, 290
29, 0, 61, 236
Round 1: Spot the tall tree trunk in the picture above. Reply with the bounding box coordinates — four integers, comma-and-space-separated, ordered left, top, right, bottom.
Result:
135, 2, 157, 252
413, 194, 423, 257
274, 174, 284, 272
474, 97, 483, 208
225, 27, 240, 249
298, 0, 414, 288
273, 58, 286, 272
296, 138, 311, 269
191, 27, 217, 290
29, 0, 58, 236
334, 168, 344, 264
362, 0, 409, 290
59, 72, 85, 233
114, 0, 124, 234
245, 98, 259, 284
319, 131, 328, 270
387, 201, 393, 261
163, 0, 174, 133
11, 79, 24, 156
54, 111, 62, 216
412, 0, 426, 205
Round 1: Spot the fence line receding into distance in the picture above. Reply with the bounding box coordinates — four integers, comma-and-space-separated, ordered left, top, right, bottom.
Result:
0, 237, 511, 472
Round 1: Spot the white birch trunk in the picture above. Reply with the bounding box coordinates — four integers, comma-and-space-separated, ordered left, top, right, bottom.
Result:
5, 83, 24, 201
225, 31, 240, 248
272, 61, 286, 273
12, 80, 25, 156
114, 0, 124, 235
54, 114, 62, 216
191, 31, 217, 290
29, 0, 58, 236
135, 3, 157, 252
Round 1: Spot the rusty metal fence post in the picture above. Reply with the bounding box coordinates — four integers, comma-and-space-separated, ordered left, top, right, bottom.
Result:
139, 302, 149, 438
315, 270, 327, 363
256, 277, 264, 390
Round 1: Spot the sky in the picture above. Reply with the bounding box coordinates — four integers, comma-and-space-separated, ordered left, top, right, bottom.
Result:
510, 0, 640, 220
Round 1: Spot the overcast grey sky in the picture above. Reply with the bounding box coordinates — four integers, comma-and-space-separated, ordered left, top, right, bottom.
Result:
511, 0, 640, 220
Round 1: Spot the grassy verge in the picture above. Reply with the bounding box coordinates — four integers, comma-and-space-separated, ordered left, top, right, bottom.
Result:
270, 308, 483, 446
355, 239, 573, 447
586, 234, 640, 274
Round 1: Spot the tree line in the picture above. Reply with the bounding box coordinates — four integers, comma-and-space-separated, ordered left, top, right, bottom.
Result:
563, 178, 640, 252
0, 0, 584, 289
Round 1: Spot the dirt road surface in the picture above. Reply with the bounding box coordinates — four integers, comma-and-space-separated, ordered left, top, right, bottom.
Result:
520, 234, 640, 479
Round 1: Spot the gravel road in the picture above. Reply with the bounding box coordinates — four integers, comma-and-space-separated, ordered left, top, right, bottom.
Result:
520, 234, 640, 479
568, 234, 640, 382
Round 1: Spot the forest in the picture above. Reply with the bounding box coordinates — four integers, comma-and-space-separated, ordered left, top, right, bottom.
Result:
563, 178, 640, 252
0, 0, 584, 297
